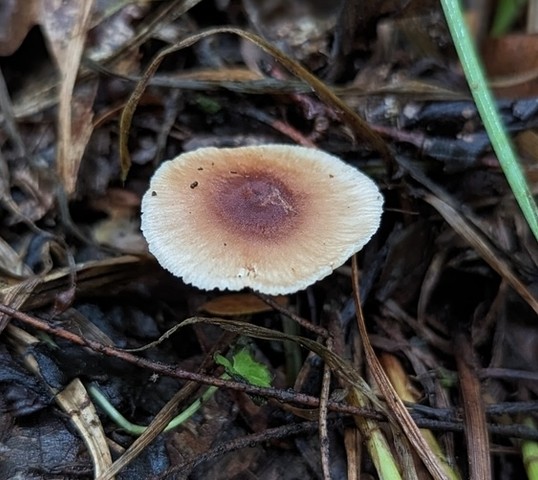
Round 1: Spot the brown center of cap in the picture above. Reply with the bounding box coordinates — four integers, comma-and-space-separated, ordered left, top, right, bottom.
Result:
212, 172, 300, 240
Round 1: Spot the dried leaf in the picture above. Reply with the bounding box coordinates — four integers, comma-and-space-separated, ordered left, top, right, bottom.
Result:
0, 237, 33, 278
55, 379, 114, 477
199, 293, 288, 316
0, 255, 152, 311
40, 0, 96, 194
484, 34, 538, 98
0, 0, 39, 56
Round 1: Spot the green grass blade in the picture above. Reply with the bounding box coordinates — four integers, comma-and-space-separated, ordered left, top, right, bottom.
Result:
440, 0, 538, 243
522, 417, 538, 480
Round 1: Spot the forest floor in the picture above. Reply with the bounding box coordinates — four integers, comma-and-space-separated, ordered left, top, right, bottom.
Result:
1, 1, 538, 479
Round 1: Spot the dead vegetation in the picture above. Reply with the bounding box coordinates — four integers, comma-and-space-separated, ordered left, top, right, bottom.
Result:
1, 1, 538, 479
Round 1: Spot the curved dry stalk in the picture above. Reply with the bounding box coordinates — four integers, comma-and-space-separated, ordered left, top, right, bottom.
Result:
351, 256, 451, 480
119, 27, 392, 181
454, 333, 491, 480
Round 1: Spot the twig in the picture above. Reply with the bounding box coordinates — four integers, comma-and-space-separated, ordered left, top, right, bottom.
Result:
3, 303, 538, 442
99, 331, 238, 480
0, 302, 368, 415
158, 419, 342, 479
257, 293, 328, 337
319, 337, 333, 480
480, 368, 538, 383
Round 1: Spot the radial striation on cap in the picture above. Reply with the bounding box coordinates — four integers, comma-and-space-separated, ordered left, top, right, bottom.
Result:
141, 144, 383, 294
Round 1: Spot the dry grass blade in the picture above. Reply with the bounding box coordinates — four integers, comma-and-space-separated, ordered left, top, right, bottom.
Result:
379, 353, 460, 480
119, 27, 392, 180
0, 236, 33, 278
0, 276, 40, 333
0, 255, 152, 312
380, 354, 460, 480
344, 428, 360, 480
423, 193, 538, 317
345, 386, 403, 479
397, 155, 538, 318
351, 256, 450, 480
454, 332, 491, 480
56, 379, 114, 479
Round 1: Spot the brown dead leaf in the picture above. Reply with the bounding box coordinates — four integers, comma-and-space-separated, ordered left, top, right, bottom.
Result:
89, 188, 146, 253
0, 255, 152, 312
0, 237, 33, 278
0, 0, 40, 56
242, 0, 339, 67
199, 293, 288, 316
40, 0, 96, 195
483, 34, 538, 98
8, 159, 57, 223
515, 130, 538, 184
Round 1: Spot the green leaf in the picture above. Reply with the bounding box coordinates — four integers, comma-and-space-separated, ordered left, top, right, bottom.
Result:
215, 348, 272, 388
491, 0, 527, 36
214, 353, 233, 371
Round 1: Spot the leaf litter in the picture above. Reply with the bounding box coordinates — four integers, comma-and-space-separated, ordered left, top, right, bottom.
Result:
0, 1, 538, 479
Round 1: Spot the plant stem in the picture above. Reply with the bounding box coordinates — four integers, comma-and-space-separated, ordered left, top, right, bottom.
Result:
440, 0, 538, 243
87, 380, 222, 436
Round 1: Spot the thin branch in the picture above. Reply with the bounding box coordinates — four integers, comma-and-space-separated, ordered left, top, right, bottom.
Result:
319, 337, 333, 480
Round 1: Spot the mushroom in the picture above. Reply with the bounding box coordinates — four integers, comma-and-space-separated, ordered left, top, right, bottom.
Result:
141, 144, 383, 294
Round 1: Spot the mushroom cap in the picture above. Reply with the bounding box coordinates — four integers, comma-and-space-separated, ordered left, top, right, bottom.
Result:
141, 144, 383, 294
